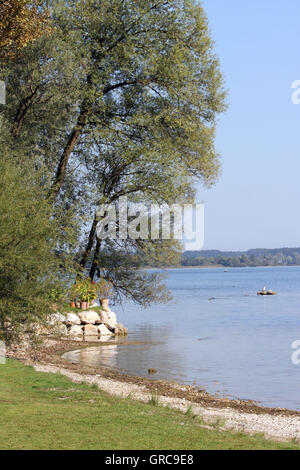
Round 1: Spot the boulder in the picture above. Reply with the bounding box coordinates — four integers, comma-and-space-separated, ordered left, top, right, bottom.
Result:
54, 323, 68, 336
108, 310, 117, 324
98, 324, 112, 336
83, 324, 99, 336
36, 325, 50, 336
104, 320, 116, 331
114, 323, 128, 336
78, 310, 100, 324
69, 325, 83, 336
48, 312, 66, 325
26, 323, 49, 335
99, 310, 110, 323
65, 313, 81, 326
100, 309, 117, 325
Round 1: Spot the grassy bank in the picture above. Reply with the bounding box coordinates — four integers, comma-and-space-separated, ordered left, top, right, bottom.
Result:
0, 359, 298, 450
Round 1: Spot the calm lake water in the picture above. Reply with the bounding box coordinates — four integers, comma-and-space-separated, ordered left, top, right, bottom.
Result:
63, 267, 300, 410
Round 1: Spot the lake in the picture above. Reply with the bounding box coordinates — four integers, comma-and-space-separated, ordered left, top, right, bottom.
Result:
62, 267, 300, 410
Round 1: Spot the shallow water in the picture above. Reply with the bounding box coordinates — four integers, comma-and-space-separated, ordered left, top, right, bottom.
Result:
62, 267, 300, 410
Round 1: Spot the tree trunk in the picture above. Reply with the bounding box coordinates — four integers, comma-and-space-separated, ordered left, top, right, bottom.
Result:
80, 215, 98, 268
49, 104, 88, 199
89, 238, 101, 280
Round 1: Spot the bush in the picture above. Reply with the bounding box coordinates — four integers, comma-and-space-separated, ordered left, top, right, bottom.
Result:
0, 156, 74, 343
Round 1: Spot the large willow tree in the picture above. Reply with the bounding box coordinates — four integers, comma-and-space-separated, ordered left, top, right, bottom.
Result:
1, 0, 227, 306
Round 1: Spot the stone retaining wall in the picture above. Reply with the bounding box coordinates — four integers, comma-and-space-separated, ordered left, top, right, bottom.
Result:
49, 307, 128, 340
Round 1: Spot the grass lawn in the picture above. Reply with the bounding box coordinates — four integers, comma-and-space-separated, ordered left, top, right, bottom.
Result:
0, 359, 298, 450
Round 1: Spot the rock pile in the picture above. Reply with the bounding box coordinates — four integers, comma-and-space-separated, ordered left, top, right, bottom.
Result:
49, 308, 128, 340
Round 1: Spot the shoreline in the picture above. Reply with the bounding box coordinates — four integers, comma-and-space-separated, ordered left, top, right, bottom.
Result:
147, 265, 300, 270
7, 337, 300, 442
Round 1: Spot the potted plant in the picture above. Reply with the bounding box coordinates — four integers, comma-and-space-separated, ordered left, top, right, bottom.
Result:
77, 278, 97, 310
87, 281, 97, 307
78, 280, 89, 310
69, 283, 78, 308
97, 278, 113, 310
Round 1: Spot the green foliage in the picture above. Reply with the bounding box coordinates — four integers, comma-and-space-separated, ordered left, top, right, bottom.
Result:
72, 278, 97, 302
95, 240, 173, 306
69, 282, 78, 302
61, 302, 103, 314
0, 156, 75, 343
181, 248, 300, 267
185, 405, 197, 419
148, 392, 159, 406
0, 0, 227, 309
47, 283, 65, 303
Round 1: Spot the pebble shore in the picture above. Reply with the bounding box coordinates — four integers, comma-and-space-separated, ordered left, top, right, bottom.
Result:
32, 362, 300, 442
7, 337, 300, 443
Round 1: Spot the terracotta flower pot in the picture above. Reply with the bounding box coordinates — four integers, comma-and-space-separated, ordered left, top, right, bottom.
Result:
75, 302, 80, 308
100, 298, 109, 311
70, 301, 76, 308
80, 301, 88, 310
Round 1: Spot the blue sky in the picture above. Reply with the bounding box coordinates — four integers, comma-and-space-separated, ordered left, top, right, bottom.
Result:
198, 0, 300, 250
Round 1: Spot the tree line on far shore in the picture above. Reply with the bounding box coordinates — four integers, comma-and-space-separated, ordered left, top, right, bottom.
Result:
180, 248, 300, 267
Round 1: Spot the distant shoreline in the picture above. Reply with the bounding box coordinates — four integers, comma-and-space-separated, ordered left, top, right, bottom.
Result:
146, 265, 224, 269
146, 265, 300, 270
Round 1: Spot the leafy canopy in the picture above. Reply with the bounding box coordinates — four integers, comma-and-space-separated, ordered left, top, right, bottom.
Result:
1, 0, 227, 307
0, 0, 50, 60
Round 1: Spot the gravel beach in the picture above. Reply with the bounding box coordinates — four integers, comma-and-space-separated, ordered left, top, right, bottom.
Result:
32, 362, 300, 442
8, 336, 299, 443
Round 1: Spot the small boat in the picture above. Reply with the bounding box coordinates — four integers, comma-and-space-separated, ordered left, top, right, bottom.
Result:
257, 287, 277, 296
266, 289, 277, 296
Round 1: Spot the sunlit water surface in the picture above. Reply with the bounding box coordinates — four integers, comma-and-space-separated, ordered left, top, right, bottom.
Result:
62, 267, 300, 410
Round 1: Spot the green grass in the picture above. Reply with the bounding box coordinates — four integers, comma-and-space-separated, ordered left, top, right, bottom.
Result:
0, 359, 298, 450
61, 303, 103, 314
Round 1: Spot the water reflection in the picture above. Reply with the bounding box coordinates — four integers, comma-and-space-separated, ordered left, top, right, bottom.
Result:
63, 345, 118, 369
63, 324, 194, 382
